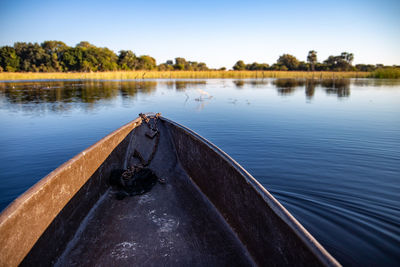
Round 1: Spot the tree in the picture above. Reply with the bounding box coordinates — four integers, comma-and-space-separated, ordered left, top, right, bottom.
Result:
164, 58, 208, 71
297, 61, 309, 71
41, 41, 68, 71
307, 50, 317, 71
137, 55, 156, 70
323, 52, 354, 71
93, 47, 118, 71
186, 61, 196, 71
0, 46, 20, 72
118, 50, 137, 70
277, 54, 300, 70
14, 42, 48, 72
158, 63, 174, 71
355, 64, 376, 72
315, 62, 329, 71
61, 47, 84, 71
245, 62, 269, 70
61, 44, 118, 71
76, 41, 95, 48
233, 60, 246, 70
197, 62, 208, 71
174, 57, 187, 70
271, 63, 288, 71
341, 52, 354, 65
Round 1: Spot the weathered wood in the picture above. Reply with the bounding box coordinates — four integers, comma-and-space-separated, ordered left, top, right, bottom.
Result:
0, 115, 340, 267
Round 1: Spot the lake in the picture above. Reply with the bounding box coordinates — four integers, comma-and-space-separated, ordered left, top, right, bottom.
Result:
0, 78, 399, 265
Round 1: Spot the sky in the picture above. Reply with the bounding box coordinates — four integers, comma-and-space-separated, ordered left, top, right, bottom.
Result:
0, 0, 399, 69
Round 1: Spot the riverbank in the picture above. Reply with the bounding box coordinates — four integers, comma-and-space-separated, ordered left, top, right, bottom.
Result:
0, 71, 370, 81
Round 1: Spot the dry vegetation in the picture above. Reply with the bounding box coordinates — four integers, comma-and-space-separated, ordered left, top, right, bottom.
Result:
0, 71, 370, 81
368, 68, 400, 79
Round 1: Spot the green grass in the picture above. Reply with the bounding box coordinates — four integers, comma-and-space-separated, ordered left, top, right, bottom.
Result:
0, 71, 371, 81
369, 68, 400, 79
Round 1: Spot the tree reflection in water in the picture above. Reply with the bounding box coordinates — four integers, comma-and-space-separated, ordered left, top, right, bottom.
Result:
305, 80, 317, 99
0, 80, 211, 113
273, 79, 305, 95
0, 78, 393, 113
270, 78, 352, 98
321, 79, 351, 98
233, 80, 269, 89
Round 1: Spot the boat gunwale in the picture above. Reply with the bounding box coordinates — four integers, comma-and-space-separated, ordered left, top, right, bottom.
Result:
0, 117, 142, 266
0, 118, 142, 222
161, 116, 340, 267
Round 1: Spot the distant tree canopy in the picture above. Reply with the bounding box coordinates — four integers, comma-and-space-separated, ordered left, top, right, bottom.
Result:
232, 51, 395, 72
323, 52, 354, 71
0, 46, 19, 72
163, 57, 209, 71
233, 60, 246, 70
61, 45, 118, 72
307, 50, 317, 71
232, 60, 269, 71
0, 41, 397, 73
118, 50, 137, 70
0, 41, 208, 72
276, 54, 300, 70
137, 55, 157, 70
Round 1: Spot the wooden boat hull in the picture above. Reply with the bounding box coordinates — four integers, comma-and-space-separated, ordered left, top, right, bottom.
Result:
0, 115, 340, 266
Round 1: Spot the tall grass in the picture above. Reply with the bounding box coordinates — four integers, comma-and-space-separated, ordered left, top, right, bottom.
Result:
369, 68, 400, 79
0, 71, 370, 81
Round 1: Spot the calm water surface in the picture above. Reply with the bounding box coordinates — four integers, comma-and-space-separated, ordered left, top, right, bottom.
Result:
0, 79, 399, 265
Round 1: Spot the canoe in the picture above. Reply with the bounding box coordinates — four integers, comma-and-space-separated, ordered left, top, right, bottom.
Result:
0, 113, 340, 266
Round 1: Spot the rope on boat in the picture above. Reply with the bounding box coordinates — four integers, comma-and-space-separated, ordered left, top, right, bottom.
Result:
136, 112, 161, 167
110, 113, 164, 200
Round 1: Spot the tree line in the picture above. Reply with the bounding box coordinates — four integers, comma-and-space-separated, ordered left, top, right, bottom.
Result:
232, 51, 392, 72
0, 41, 396, 72
0, 41, 210, 72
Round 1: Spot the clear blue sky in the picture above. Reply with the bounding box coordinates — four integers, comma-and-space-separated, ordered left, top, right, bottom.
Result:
0, 0, 399, 68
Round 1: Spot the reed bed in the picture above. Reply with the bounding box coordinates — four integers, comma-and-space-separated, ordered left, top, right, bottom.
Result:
0, 71, 370, 81
368, 68, 400, 79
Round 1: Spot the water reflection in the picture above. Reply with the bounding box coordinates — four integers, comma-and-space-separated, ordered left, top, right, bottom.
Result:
233, 80, 245, 88
273, 79, 305, 95
351, 78, 400, 87
269, 79, 352, 98
0, 79, 397, 113
161, 80, 206, 91
0, 80, 212, 113
0, 81, 158, 104
305, 80, 317, 99
233, 80, 269, 88
322, 79, 351, 98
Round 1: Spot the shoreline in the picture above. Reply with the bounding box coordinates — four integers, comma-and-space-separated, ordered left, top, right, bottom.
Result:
0, 71, 370, 81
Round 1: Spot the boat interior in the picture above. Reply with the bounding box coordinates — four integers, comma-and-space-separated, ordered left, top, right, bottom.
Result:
0, 115, 337, 266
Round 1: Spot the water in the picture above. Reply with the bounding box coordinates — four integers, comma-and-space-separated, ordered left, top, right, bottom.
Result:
0, 79, 399, 265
